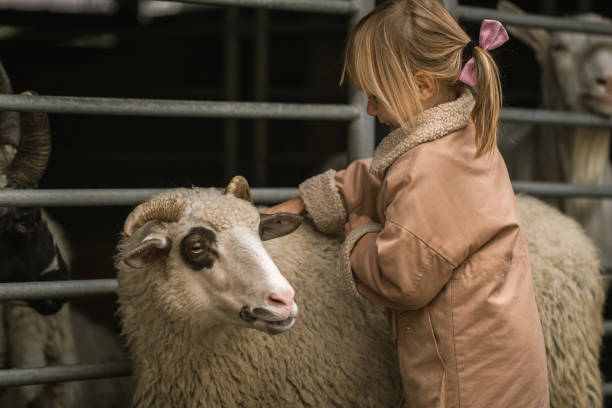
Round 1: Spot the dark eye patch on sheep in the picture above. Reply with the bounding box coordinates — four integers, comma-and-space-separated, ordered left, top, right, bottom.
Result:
180, 227, 218, 270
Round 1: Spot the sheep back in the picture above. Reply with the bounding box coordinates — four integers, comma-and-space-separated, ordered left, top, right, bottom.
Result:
517, 194, 604, 408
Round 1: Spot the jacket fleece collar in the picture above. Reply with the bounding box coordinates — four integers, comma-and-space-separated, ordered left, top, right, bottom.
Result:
369, 90, 475, 178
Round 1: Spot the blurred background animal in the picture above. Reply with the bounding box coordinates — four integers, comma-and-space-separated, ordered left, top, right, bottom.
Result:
497, 0, 612, 262
0, 60, 130, 408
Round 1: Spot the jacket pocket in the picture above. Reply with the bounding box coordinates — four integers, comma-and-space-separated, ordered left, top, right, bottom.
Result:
396, 309, 447, 407
428, 308, 448, 407
427, 307, 447, 370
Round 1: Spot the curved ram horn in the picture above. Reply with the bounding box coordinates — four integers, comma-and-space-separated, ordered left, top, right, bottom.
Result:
0, 60, 21, 187
0, 60, 20, 147
7, 91, 51, 188
124, 198, 187, 237
224, 175, 253, 204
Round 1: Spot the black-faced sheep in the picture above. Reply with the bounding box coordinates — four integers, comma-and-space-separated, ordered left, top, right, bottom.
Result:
0, 62, 130, 407
116, 176, 604, 407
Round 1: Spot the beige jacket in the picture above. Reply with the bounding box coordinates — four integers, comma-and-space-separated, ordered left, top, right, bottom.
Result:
299, 91, 549, 408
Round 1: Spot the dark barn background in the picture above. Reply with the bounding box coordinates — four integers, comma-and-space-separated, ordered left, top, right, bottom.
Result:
2, 0, 612, 403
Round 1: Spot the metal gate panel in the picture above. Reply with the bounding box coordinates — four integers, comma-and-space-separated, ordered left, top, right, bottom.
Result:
1, 0, 612, 399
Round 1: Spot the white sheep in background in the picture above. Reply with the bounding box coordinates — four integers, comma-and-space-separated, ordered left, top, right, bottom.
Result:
497, 1, 612, 262
116, 176, 604, 408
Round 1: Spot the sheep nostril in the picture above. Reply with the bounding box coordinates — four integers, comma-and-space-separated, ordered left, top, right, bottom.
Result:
265, 292, 294, 309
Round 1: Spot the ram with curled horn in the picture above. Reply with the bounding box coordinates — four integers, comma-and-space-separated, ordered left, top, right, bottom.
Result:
0, 70, 69, 315
0, 61, 132, 408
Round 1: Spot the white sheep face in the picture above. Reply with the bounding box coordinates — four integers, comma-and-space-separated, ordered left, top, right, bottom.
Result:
120, 190, 301, 336
549, 22, 612, 115
499, 2, 612, 115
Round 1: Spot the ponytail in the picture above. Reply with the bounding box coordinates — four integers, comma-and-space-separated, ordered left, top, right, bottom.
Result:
468, 45, 504, 158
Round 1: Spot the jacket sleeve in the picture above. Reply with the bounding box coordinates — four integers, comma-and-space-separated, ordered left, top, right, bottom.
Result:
299, 158, 380, 235
339, 219, 456, 310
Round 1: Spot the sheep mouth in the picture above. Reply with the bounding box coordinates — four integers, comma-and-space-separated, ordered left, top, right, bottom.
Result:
263, 316, 296, 335
239, 306, 297, 335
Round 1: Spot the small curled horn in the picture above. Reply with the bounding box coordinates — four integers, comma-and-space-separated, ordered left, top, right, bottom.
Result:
124, 198, 187, 237
224, 175, 253, 204
0, 61, 21, 187
7, 91, 51, 188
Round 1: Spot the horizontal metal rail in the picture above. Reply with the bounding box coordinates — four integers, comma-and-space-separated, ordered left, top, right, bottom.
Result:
3, 183, 612, 208
0, 280, 117, 300
0, 188, 301, 207
605, 321, 612, 337
0, 94, 610, 129
501, 108, 612, 128
457, 6, 612, 36
168, 0, 357, 14
0, 95, 358, 121
512, 182, 612, 198
0, 361, 131, 387
604, 382, 612, 398
2, 269, 612, 299
1, 95, 612, 128
0, 356, 610, 391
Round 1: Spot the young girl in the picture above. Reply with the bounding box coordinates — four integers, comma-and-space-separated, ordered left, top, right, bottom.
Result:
263, 0, 549, 406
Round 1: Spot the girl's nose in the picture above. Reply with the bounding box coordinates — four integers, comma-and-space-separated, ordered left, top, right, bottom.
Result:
366, 99, 377, 116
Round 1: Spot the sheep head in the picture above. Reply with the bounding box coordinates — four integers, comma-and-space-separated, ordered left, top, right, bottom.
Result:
118, 177, 302, 335
0, 61, 68, 315
498, 1, 612, 115
0, 208, 69, 315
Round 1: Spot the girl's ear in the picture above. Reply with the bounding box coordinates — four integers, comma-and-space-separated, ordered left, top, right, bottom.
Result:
414, 71, 436, 104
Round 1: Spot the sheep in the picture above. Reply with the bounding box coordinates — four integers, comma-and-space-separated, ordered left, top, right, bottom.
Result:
517, 194, 604, 407
0, 61, 130, 407
497, 1, 612, 262
116, 176, 604, 408
115, 180, 402, 407
0, 275, 132, 408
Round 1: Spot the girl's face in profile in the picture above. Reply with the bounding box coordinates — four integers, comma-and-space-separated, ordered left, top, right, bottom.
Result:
367, 95, 399, 131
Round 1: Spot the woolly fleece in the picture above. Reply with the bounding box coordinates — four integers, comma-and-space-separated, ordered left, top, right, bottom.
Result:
116, 187, 403, 407
518, 194, 605, 408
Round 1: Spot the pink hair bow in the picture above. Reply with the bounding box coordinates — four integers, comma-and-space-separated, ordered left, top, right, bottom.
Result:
458, 19, 509, 87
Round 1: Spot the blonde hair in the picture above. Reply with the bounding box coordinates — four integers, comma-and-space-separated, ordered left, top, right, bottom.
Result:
341, 0, 503, 157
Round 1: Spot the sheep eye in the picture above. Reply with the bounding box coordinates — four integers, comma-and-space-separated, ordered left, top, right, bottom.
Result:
180, 227, 218, 271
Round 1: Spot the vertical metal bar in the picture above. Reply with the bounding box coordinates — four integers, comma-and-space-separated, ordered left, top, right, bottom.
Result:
224, 8, 240, 182
441, 0, 459, 17
347, 0, 376, 163
254, 9, 269, 186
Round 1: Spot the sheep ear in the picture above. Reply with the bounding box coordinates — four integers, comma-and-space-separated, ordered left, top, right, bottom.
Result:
497, 1, 550, 56
124, 233, 171, 269
259, 213, 303, 241
225, 175, 253, 204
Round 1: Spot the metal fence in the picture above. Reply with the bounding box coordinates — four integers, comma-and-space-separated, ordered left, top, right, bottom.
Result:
1, 0, 612, 400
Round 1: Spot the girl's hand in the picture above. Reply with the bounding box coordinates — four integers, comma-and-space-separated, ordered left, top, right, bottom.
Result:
260, 197, 306, 215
